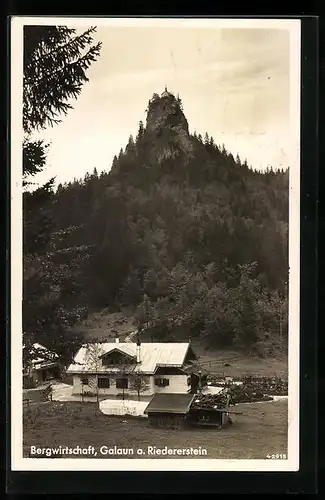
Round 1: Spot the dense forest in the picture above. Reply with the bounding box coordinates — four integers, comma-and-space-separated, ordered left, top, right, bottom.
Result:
24, 87, 289, 361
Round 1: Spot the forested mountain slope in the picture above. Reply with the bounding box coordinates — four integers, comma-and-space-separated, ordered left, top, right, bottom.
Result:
24, 89, 289, 358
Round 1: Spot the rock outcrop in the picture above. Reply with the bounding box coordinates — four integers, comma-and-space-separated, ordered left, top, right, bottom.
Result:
145, 89, 194, 164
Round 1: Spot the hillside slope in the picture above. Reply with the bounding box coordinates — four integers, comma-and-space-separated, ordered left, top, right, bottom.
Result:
36, 88, 289, 358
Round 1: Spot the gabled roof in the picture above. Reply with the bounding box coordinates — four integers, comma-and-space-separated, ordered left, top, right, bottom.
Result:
99, 347, 136, 360
67, 342, 191, 375
144, 393, 195, 414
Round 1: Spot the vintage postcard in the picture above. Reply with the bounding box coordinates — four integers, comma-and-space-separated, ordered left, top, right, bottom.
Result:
10, 17, 301, 472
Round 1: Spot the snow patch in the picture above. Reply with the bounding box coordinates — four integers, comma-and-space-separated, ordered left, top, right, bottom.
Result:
99, 399, 149, 417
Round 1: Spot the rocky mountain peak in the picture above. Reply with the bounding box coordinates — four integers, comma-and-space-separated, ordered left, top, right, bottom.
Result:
145, 88, 193, 163
146, 88, 190, 136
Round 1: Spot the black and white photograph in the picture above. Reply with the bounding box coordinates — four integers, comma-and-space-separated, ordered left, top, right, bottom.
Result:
11, 17, 301, 472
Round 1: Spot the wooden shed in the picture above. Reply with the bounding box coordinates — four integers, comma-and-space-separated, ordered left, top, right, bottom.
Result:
187, 393, 241, 429
187, 406, 231, 428
144, 393, 195, 430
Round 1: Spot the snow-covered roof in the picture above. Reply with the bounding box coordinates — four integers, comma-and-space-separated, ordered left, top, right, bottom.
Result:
66, 342, 192, 375
23, 343, 59, 366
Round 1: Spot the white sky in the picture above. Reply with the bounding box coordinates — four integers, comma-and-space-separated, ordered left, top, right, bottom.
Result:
28, 23, 296, 186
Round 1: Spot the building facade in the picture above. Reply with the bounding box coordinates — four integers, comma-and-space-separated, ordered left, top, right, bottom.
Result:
67, 339, 206, 397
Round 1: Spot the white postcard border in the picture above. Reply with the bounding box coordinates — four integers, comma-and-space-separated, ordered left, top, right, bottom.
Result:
10, 16, 301, 472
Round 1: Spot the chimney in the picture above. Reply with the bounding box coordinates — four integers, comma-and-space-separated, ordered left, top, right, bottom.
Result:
198, 370, 202, 394
136, 338, 141, 363
115, 333, 119, 344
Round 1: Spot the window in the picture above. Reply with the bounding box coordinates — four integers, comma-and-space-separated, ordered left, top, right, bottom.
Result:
116, 378, 128, 389
98, 377, 110, 389
154, 378, 170, 387
81, 377, 89, 385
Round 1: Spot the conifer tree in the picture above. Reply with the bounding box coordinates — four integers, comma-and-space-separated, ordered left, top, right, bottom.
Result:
136, 121, 145, 143
176, 94, 183, 110
111, 155, 118, 173
23, 26, 102, 369
126, 134, 135, 155
23, 26, 101, 182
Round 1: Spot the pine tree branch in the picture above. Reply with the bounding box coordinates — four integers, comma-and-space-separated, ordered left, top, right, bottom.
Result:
34, 26, 98, 64
24, 41, 101, 89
